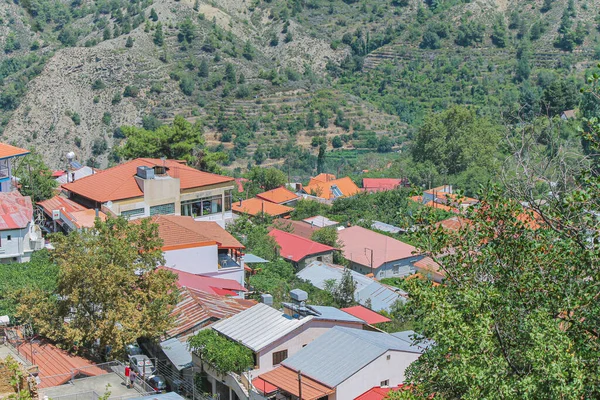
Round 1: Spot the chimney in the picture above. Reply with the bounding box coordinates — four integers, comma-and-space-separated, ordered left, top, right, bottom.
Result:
261, 294, 273, 307
239, 199, 242, 207
71, 172, 75, 182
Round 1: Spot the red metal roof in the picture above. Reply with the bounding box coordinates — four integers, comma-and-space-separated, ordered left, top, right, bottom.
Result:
165, 286, 255, 339
268, 229, 335, 263
0, 191, 33, 230
270, 218, 320, 240
362, 178, 403, 192
0, 143, 29, 159
17, 341, 105, 388
62, 158, 233, 203
252, 377, 278, 395
160, 266, 247, 294
355, 385, 405, 400
340, 305, 391, 325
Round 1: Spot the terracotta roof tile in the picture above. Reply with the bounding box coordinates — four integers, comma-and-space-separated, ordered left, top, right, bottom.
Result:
232, 198, 293, 217
313, 173, 337, 182
362, 178, 404, 193
0, 143, 29, 159
268, 229, 335, 263
256, 186, 300, 204
259, 366, 334, 400
302, 176, 360, 200
436, 216, 471, 232
270, 218, 320, 240
63, 158, 233, 203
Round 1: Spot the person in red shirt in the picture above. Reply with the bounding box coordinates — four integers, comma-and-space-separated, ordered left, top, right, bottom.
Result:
124, 366, 131, 388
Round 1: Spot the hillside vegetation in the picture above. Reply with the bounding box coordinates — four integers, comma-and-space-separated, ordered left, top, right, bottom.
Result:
0, 0, 597, 182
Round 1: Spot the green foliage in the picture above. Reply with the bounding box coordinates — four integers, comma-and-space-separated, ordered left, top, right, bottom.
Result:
188, 330, 253, 374
455, 20, 485, 46
310, 226, 339, 247
123, 85, 139, 98
153, 22, 164, 46
327, 268, 357, 308
118, 115, 205, 162
290, 199, 329, 221
15, 151, 58, 202
0, 251, 58, 318
246, 166, 287, 191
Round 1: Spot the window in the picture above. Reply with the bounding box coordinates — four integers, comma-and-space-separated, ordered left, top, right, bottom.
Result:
272, 350, 288, 365
6, 235, 11, 241
331, 185, 343, 198
121, 208, 145, 219
392, 264, 400, 274
386, 355, 391, 360
380, 380, 389, 387
181, 194, 224, 217
316, 256, 323, 262
150, 203, 175, 216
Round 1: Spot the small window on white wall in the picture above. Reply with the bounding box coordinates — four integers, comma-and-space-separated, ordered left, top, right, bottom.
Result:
392, 264, 400, 274
386, 354, 391, 360
380, 380, 389, 387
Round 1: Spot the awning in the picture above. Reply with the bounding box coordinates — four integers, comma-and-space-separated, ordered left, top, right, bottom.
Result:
159, 338, 193, 371
259, 366, 334, 400
243, 254, 269, 264
252, 377, 278, 394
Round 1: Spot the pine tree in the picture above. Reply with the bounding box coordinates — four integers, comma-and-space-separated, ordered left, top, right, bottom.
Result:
198, 59, 209, 78
125, 36, 134, 48
103, 27, 111, 40
150, 8, 158, 22
153, 22, 164, 46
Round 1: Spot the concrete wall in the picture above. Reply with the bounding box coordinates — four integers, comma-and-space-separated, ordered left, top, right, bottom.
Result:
0, 227, 26, 263
298, 251, 334, 271
348, 256, 423, 280
254, 319, 364, 376
334, 350, 421, 400
164, 244, 219, 275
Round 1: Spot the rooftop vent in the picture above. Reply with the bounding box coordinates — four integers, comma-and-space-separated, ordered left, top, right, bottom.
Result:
261, 294, 273, 307
153, 165, 167, 176
136, 166, 154, 180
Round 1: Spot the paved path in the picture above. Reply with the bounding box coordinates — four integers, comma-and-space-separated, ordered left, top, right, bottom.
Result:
0, 344, 28, 364
39, 373, 135, 399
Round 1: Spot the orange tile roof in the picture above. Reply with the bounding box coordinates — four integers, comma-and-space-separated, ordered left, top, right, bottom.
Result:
232, 198, 294, 217
143, 215, 243, 249
0, 143, 29, 159
436, 216, 471, 232
424, 201, 457, 213
166, 287, 255, 339
62, 158, 234, 203
38, 195, 87, 216
302, 176, 360, 200
17, 341, 105, 388
271, 218, 320, 240
259, 366, 334, 400
313, 173, 337, 182
413, 256, 445, 278
256, 186, 300, 204
67, 209, 107, 228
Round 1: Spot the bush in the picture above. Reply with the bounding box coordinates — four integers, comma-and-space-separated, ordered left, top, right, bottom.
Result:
92, 138, 108, 155
123, 85, 139, 98
92, 79, 106, 90
112, 92, 122, 105
102, 112, 112, 125
71, 113, 81, 125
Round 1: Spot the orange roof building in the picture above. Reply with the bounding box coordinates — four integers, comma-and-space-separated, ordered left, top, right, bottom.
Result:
38, 195, 107, 231
0, 142, 29, 192
62, 158, 236, 222
256, 186, 300, 205
232, 198, 293, 217
301, 174, 360, 201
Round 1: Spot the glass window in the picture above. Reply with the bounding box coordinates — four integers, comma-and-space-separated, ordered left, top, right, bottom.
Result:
150, 203, 175, 216
224, 190, 232, 211
181, 194, 224, 217
272, 350, 288, 365
121, 208, 145, 219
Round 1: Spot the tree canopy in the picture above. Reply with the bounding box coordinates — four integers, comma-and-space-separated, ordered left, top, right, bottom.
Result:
188, 329, 253, 375
14, 151, 58, 202
17, 217, 179, 358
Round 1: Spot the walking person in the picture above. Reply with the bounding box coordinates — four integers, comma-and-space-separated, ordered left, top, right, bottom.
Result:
129, 370, 137, 389
124, 365, 131, 388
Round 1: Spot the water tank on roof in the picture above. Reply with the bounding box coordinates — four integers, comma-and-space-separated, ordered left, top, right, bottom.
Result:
136, 166, 155, 180
290, 289, 308, 302
261, 294, 273, 307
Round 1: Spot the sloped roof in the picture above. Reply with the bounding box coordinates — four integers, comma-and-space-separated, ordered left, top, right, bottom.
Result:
166, 287, 255, 339
413, 257, 444, 277
0, 191, 33, 230
302, 176, 360, 200
391, 330, 435, 352
161, 266, 246, 294
259, 366, 335, 400
56, 166, 100, 185
296, 261, 406, 312
436, 216, 471, 232
256, 186, 300, 204
271, 218, 320, 240
212, 303, 310, 352
145, 215, 243, 250
341, 305, 391, 325
355, 386, 405, 400
38, 195, 87, 216
17, 341, 105, 388
159, 338, 193, 371
62, 158, 233, 203
307, 305, 363, 323
269, 229, 335, 263
0, 143, 29, 159
303, 215, 338, 228
338, 226, 418, 269
67, 209, 107, 228
282, 327, 422, 387
313, 173, 337, 182
362, 178, 403, 192
232, 198, 294, 217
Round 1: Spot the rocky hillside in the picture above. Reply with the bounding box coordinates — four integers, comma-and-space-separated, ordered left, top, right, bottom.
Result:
0, 0, 597, 171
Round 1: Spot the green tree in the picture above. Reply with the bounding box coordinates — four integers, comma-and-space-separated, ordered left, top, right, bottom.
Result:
118, 115, 205, 162
178, 17, 196, 44
242, 41, 255, 61
188, 330, 253, 374
198, 59, 209, 78
103, 27, 111, 40
150, 8, 158, 21
329, 268, 356, 308
420, 31, 440, 49
491, 16, 508, 48
153, 22, 164, 46
125, 36, 134, 48
123, 85, 139, 98
317, 144, 325, 174
224, 63, 236, 83
15, 152, 58, 202
246, 167, 287, 191
18, 217, 179, 359
332, 135, 343, 148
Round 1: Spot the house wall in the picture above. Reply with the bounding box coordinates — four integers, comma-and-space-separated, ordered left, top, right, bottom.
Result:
0, 227, 26, 263
333, 350, 421, 400
254, 319, 364, 376
348, 255, 423, 280
297, 251, 334, 271
164, 244, 219, 275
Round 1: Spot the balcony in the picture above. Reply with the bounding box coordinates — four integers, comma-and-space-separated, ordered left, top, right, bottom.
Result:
218, 254, 241, 270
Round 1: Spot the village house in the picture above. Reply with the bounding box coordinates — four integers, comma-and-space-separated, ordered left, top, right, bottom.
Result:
145, 215, 246, 287
300, 173, 360, 202
232, 197, 294, 218
337, 226, 422, 279
0, 143, 29, 193
268, 229, 336, 269
62, 158, 236, 226
257, 326, 425, 400
297, 261, 407, 313
38, 195, 107, 232
362, 178, 409, 193
256, 186, 300, 206
0, 191, 44, 263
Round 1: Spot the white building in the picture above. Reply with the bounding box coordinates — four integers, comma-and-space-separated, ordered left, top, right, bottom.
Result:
0, 142, 29, 193
0, 191, 43, 263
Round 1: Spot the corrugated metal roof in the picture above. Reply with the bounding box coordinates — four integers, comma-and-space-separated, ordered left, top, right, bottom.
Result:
370, 221, 404, 234
0, 191, 33, 230
212, 303, 310, 352
259, 366, 335, 400
130, 393, 186, 400
391, 330, 434, 352
243, 254, 269, 264
309, 305, 363, 323
159, 338, 193, 371
296, 261, 406, 312
282, 327, 420, 387
303, 215, 338, 228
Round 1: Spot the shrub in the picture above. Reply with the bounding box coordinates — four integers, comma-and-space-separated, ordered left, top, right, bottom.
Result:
123, 85, 139, 98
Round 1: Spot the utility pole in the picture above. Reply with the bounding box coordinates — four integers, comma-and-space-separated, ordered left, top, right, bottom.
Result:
298, 370, 302, 400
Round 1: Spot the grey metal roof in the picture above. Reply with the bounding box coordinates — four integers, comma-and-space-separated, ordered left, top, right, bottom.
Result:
212, 303, 311, 352
391, 330, 435, 352
296, 261, 407, 312
371, 220, 406, 234
159, 338, 193, 371
303, 215, 338, 228
130, 393, 186, 400
282, 327, 421, 387
243, 253, 269, 264
308, 305, 364, 323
